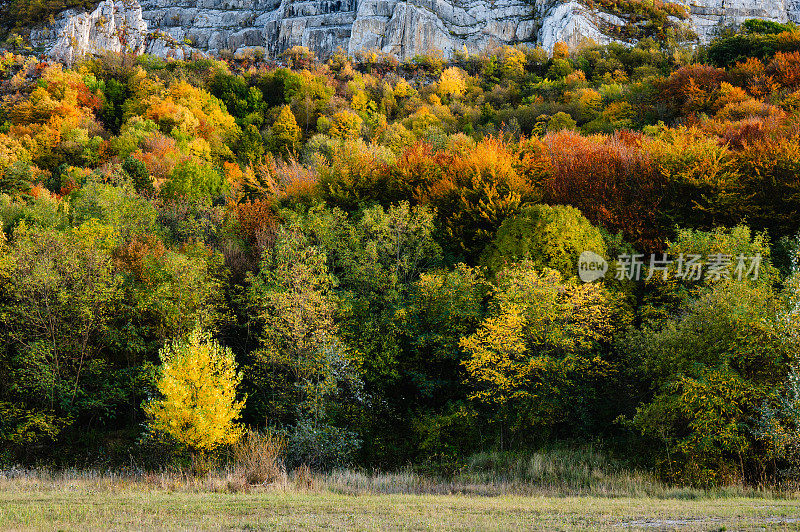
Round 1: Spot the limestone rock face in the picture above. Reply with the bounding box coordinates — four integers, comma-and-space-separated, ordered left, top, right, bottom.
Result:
31, 0, 148, 63
536, 1, 626, 51
261, 0, 358, 58
348, 0, 538, 60
680, 0, 795, 41
29, 0, 800, 63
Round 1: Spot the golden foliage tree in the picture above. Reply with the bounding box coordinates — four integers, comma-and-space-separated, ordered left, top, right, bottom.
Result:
270, 105, 301, 155
461, 263, 619, 433
145, 329, 245, 454
417, 136, 541, 256
438, 67, 467, 100
329, 110, 364, 140
552, 41, 569, 60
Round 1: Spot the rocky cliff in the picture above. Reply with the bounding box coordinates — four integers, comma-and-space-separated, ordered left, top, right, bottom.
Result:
26, 0, 800, 63
688, 0, 794, 41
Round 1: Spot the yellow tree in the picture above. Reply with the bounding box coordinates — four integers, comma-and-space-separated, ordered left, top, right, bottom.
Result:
552, 41, 569, 60
499, 47, 527, 81
461, 263, 618, 435
461, 304, 528, 406
438, 67, 466, 100
270, 105, 301, 155
282, 45, 316, 69
329, 111, 363, 140
145, 329, 245, 454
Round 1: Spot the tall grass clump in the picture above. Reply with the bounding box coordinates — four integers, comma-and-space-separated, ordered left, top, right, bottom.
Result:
232, 429, 286, 485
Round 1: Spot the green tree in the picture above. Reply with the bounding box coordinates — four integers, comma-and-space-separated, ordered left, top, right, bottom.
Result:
400, 264, 488, 406
358, 201, 442, 284
245, 224, 362, 468
161, 161, 227, 201
122, 156, 153, 195
245, 225, 343, 423
481, 204, 607, 278
0, 221, 124, 453
0, 161, 35, 197
629, 278, 798, 485
71, 181, 158, 239
291, 203, 442, 464
114, 238, 228, 345
547, 112, 577, 132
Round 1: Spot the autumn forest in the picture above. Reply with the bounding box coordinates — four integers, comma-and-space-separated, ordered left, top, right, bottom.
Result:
3, 20, 800, 490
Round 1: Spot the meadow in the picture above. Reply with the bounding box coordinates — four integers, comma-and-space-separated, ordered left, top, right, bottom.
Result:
2, 470, 800, 531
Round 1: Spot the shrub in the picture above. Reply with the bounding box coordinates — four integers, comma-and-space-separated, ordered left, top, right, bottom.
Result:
284, 418, 361, 471
743, 19, 796, 36
316, 140, 393, 209
629, 279, 797, 485
234, 198, 276, 246
767, 51, 800, 88
233, 428, 286, 485
579, 0, 689, 41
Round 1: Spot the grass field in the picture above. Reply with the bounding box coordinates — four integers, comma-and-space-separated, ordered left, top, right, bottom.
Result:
3, 480, 800, 531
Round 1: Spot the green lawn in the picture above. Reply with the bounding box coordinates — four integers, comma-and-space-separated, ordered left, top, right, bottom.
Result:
2, 485, 800, 530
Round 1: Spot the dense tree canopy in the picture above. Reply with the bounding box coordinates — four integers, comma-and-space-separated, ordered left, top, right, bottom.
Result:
2, 23, 800, 485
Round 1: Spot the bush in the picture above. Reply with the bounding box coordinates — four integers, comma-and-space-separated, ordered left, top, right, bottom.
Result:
284, 418, 361, 471
233, 429, 286, 485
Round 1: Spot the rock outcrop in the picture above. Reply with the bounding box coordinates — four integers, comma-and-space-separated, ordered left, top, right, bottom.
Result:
30, 0, 149, 63
536, 1, 626, 52
27, 0, 800, 63
684, 0, 795, 41
347, 0, 538, 59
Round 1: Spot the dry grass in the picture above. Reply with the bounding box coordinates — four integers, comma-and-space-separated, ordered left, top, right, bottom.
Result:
2, 447, 798, 530
232, 428, 287, 486
1, 473, 800, 531
316, 467, 780, 500
292, 463, 313, 490
316, 448, 787, 499
0, 447, 786, 499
